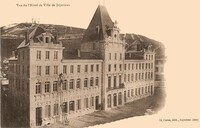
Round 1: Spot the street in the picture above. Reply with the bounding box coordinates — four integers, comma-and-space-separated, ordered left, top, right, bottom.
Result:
47, 87, 166, 128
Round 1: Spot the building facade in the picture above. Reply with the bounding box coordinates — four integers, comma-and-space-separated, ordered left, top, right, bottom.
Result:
8, 5, 155, 127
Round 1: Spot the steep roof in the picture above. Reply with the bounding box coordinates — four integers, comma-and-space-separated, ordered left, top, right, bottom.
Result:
82, 5, 114, 42
17, 25, 46, 49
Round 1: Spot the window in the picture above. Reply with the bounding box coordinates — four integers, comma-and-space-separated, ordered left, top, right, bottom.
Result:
108, 64, 111, 72
77, 99, 81, 110
54, 51, 58, 60
115, 53, 117, 60
120, 53, 122, 60
132, 64, 134, 70
36, 82, 41, 94
84, 78, 88, 87
45, 66, 50, 75
95, 77, 99, 86
45, 37, 49, 43
36, 51, 41, 60
84, 98, 89, 108
135, 73, 138, 81
54, 66, 58, 75
63, 65, 67, 74
135, 88, 138, 95
54, 104, 59, 115
45, 81, 50, 93
62, 80, 67, 90
142, 87, 144, 94
155, 67, 159, 72
109, 53, 111, 60
142, 63, 144, 69
128, 64, 130, 70
69, 101, 75, 111
139, 63, 141, 69
142, 73, 144, 80
91, 65, 94, 72
45, 105, 51, 118
145, 72, 147, 79
114, 76, 117, 88
136, 63, 138, 69
90, 77, 94, 86
151, 72, 153, 79
27, 66, 29, 77
114, 64, 117, 71
45, 51, 50, 60
119, 75, 122, 84
53, 81, 58, 91
27, 81, 29, 94
70, 65, 74, 73
131, 89, 134, 96
76, 79, 81, 88
63, 102, 68, 113
124, 74, 127, 82
90, 97, 94, 107
138, 88, 141, 95
128, 74, 130, 82
69, 79, 74, 89
36, 66, 41, 76
96, 65, 99, 72
139, 73, 141, 80
124, 64, 126, 70
131, 74, 134, 81
77, 65, 81, 73
85, 65, 88, 72
107, 94, 111, 108
128, 90, 130, 97
22, 66, 24, 75
119, 64, 122, 71
118, 92, 122, 105
108, 76, 111, 88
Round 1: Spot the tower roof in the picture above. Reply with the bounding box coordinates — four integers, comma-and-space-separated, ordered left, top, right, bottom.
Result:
82, 5, 114, 42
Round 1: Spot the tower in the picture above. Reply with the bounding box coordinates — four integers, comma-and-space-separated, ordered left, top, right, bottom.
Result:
81, 5, 126, 110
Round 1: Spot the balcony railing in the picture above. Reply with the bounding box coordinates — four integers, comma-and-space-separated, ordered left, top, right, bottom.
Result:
106, 83, 125, 92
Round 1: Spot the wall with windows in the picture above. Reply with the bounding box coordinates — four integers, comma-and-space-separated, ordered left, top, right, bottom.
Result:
29, 58, 103, 125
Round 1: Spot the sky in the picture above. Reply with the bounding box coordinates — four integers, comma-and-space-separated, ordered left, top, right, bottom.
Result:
1, 0, 200, 127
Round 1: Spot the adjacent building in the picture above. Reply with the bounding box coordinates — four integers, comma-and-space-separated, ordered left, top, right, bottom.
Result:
8, 5, 155, 127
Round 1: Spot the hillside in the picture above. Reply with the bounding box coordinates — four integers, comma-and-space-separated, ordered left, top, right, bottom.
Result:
1, 23, 165, 60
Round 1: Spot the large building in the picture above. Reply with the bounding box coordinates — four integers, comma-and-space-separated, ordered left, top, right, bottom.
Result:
8, 5, 155, 127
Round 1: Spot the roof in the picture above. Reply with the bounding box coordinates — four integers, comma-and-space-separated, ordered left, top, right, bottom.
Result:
63, 50, 101, 60
125, 51, 144, 60
17, 25, 46, 49
82, 5, 114, 42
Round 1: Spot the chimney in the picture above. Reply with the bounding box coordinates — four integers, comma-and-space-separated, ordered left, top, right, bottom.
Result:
25, 29, 29, 44
77, 49, 81, 58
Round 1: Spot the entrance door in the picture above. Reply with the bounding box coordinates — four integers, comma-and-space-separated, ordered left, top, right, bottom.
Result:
113, 93, 117, 107
95, 96, 99, 110
36, 107, 42, 126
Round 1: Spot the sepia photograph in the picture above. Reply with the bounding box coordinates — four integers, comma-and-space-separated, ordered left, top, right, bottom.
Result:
0, 0, 200, 128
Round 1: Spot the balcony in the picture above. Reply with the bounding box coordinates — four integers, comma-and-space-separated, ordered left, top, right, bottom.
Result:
106, 83, 125, 92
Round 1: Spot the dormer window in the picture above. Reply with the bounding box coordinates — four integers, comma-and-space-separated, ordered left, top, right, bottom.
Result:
96, 25, 100, 34
45, 37, 49, 43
